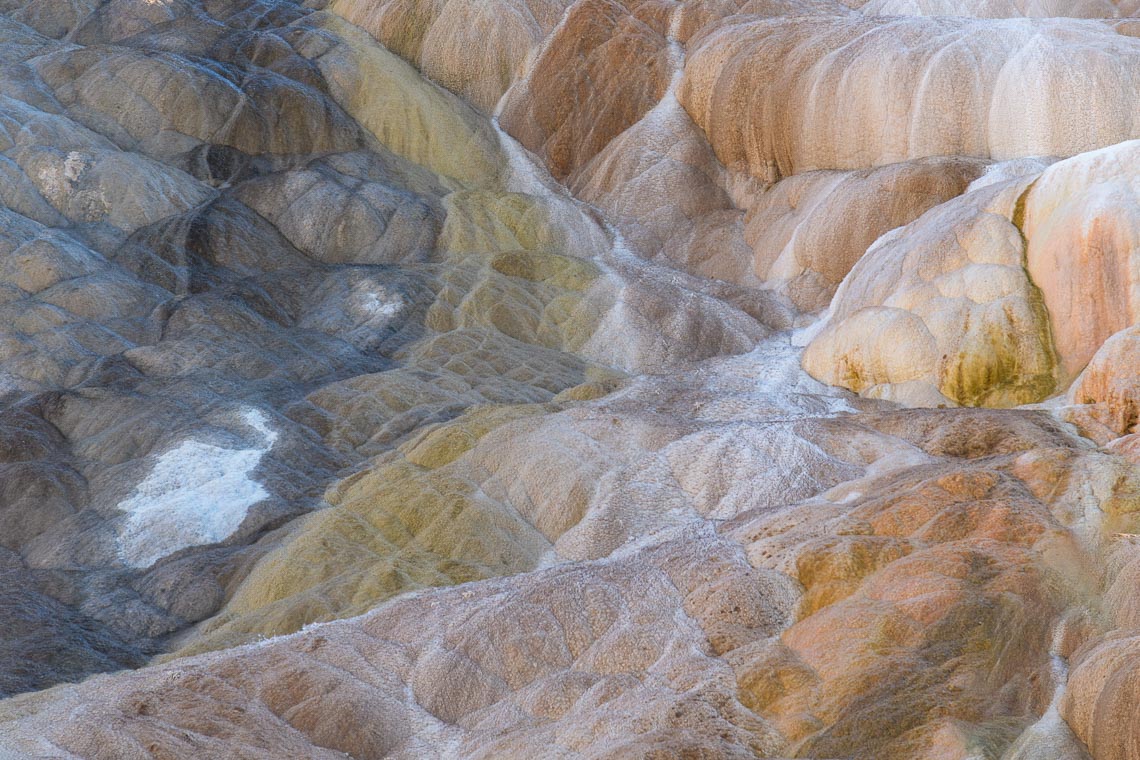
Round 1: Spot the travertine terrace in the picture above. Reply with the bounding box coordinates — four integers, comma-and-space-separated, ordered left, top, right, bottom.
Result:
0, 0, 1138, 758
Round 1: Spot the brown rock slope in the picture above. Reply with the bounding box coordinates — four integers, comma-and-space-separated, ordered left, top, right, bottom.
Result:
2, 401, 1130, 758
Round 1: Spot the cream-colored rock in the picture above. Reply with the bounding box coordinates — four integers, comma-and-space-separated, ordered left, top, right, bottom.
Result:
168, 334, 898, 655
570, 76, 760, 287
861, 0, 1138, 16
679, 16, 1140, 179
9, 407, 1102, 758
0, 531, 790, 759
1063, 634, 1140, 760
330, 0, 572, 113
803, 140, 1140, 407
745, 157, 987, 311
671, 0, 855, 42
1066, 325, 1140, 439
4, 1, 1140, 759
803, 176, 1057, 407
1023, 140, 1140, 383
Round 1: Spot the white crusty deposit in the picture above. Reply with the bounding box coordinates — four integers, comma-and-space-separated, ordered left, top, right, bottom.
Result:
117, 410, 278, 569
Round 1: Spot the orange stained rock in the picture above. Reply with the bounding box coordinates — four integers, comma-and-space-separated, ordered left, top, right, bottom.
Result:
1068, 325, 1140, 439
1024, 144, 1140, 383
498, 0, 677, 180
1063, 633, 1140, 760
680, 16, 1140, 178
772, 539, 1062, 758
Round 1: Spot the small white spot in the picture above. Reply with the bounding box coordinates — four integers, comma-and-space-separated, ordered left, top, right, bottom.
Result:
357, 291, 403, 320
347, 279, 405, 327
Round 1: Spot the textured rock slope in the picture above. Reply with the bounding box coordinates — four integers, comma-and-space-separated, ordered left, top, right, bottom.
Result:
0, 0, 1140, 758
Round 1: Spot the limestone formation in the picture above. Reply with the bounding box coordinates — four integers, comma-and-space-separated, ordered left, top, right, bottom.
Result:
1062, 325, 1140, 443
1022, 140, 1140, 382
861, 0, 1139, 16
1, 0, 1140, 758
802, 172, 1058, 407
679, 15, 1140, 177
804, 140, 1140, 408
743, 157, 988, 312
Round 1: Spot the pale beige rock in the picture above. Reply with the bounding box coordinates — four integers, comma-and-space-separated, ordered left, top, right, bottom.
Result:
745, 157, 987, 311
0, 531, 790, 759
679, 16, 1140, 179
1063, 633, 1140, 760
671, 0, 855, 42
1066, 325, 1140, 439
1023, 140, 1140, 383
861, 0, 1139, 16
3, 1, 1140, 758
803, 139, 1140, 408
330, 0, 572, 113
802, 175, 1057, 407
570, 76, 759, 287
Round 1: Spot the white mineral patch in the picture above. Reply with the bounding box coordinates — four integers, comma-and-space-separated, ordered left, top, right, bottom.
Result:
352, 281, 404, 322
117, 409, 278, 568
36, 151, 85, 205
358, 292, 403, 319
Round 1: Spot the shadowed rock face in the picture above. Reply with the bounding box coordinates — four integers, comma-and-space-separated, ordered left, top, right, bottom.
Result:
0, 0, 639, 699
2, 0, 1140, 759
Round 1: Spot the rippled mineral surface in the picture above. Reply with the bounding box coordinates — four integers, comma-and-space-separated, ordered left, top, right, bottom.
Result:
1, 0, 1140, 757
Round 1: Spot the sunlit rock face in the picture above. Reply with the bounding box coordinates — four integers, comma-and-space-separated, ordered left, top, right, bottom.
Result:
801, 169, 1059, 408
681, 16, 1140, 175
860, 0, 1139, 16
2, 0, 1140, 758
803, 139, 1140, 408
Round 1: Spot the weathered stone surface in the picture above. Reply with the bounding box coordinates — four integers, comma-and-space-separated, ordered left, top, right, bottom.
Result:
1023, 141, 1140, 383
802, 172, 1058, 407
862, 0, 1138, 16
679, 16, 1140, 178
3, 0, 1140, 757
804, 140, 1140, 409
1060, 325, 1140, 446
744, 157, 988, 312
